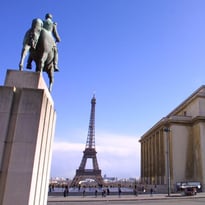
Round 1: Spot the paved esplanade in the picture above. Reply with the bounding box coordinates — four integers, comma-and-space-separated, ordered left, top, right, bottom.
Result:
48, 193, 205, 205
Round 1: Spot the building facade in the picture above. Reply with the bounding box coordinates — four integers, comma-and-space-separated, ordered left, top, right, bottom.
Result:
139, 85, 205, 191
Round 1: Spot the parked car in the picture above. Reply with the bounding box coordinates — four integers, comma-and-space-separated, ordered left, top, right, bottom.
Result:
184, 187, 197, 196
176, 181, 202, 192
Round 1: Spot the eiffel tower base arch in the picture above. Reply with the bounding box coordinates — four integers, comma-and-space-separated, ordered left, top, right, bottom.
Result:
71, 169, 104, 187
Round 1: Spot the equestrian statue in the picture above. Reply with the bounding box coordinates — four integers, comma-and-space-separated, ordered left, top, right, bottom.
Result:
19, 13, 61, 92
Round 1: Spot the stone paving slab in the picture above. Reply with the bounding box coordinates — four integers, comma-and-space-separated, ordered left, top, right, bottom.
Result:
48, 192, 205, 203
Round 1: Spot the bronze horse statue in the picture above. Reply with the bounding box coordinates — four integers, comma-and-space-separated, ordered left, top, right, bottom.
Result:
19, 18, 56, 92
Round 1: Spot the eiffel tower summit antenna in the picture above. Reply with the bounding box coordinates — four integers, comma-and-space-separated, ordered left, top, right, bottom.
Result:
70, 95, 104, 187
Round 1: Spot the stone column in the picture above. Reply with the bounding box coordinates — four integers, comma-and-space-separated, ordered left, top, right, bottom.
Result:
150, 136, 153, 183
0, 70, 56, 205
141, 141, 145, 181
153, 133, 157, 184
145, 140, 148, 182
155, 132, 159, 184
148, 138, 151, 183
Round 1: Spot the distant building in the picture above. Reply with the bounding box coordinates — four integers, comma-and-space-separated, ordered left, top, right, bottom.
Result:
103, 176, 117, 182
139, 85, 205, 192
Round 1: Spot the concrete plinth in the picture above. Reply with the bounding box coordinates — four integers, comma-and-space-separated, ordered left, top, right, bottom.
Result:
0, 70, 56, 205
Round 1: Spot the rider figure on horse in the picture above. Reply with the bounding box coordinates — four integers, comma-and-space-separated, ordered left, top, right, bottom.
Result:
42, 13, 61, 71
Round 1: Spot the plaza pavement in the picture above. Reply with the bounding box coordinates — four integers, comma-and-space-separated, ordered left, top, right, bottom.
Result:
48, 192, 205, 203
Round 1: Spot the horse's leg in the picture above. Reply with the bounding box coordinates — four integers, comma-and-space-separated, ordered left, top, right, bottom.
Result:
49, 82, 53, 92
36, 56, 44, 72
48, 65, 54, 92
36, 60, 42, 72
36, 59, 44, 73
26, 54, 33, 69
38, 53, 48, 73
19, 44, 30, 71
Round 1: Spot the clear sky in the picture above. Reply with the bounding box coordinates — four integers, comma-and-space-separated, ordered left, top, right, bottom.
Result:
1, 0, 205, 179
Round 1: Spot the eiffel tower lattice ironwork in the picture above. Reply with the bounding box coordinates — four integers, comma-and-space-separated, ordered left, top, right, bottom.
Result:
70, 95, 104, 187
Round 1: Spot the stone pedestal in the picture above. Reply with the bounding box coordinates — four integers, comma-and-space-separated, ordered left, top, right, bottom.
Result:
0, 70, 56, 205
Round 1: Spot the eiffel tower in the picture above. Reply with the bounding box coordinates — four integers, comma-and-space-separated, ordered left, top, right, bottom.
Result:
70, 95, 104, 187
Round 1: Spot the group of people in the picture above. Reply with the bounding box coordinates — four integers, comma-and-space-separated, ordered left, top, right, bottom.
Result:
19, 13, 61, 71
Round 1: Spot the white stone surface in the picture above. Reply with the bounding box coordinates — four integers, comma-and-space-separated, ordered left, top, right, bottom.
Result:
0, 87, 15, 171
0, 70, 56, 205
4, 69, 47, 89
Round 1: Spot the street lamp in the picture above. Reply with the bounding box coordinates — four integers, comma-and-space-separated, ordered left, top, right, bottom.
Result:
164, 127, 171, 196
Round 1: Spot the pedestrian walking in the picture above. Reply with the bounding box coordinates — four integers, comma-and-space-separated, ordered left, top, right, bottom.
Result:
95, 189, 98, 197
118, 187, 122, 197
150, 188, 153, 196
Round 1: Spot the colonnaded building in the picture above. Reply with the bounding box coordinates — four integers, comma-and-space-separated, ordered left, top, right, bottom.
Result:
139, 85, 205, 192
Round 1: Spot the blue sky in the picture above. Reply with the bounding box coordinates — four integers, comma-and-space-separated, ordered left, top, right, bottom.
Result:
1, 0, 205, 179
